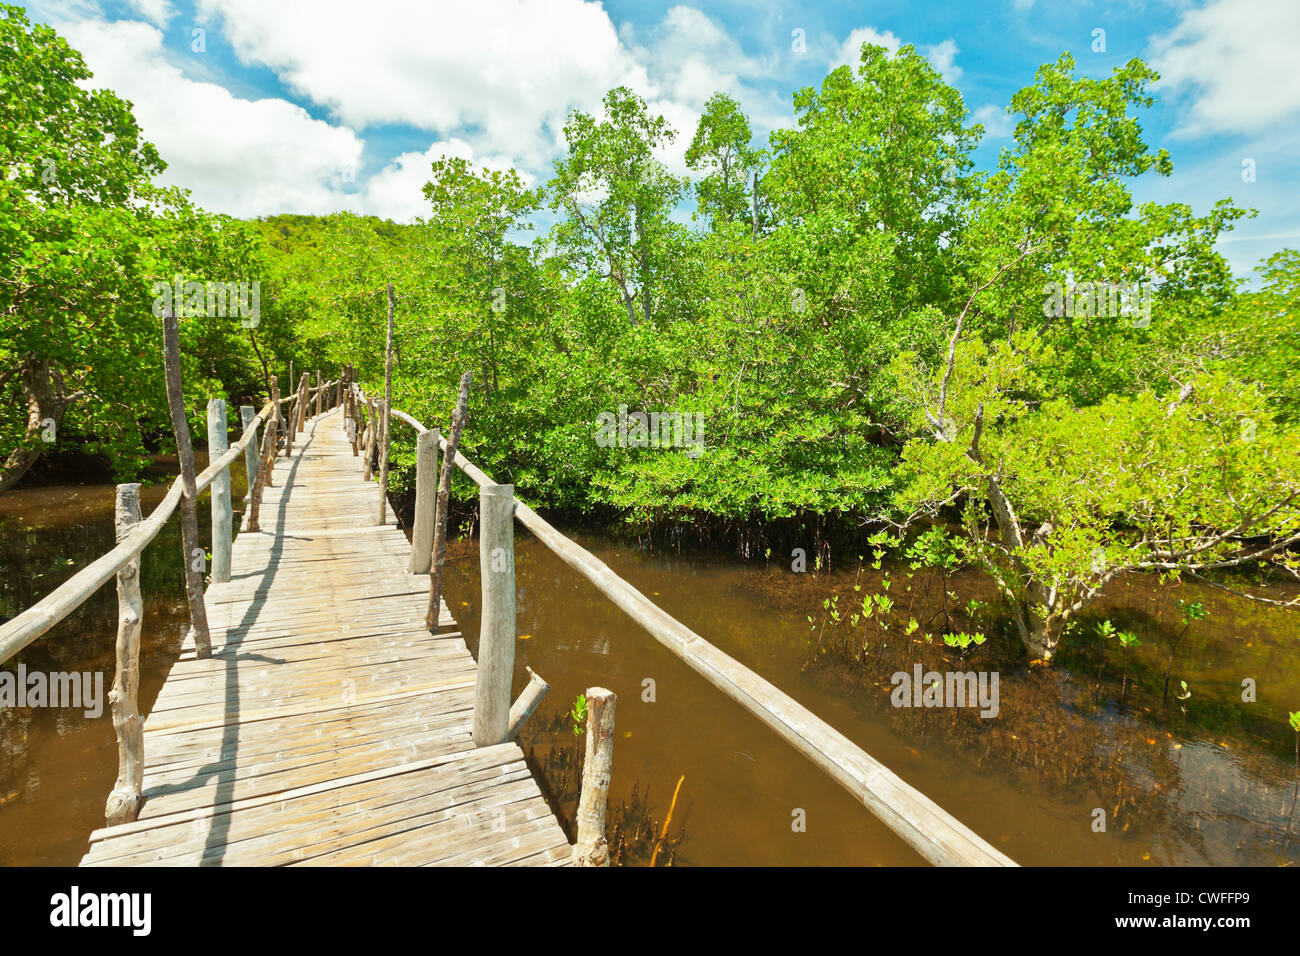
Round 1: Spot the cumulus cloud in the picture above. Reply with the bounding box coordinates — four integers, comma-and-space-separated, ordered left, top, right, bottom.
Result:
832, 26, 962, 85
60, 17, 364, 217
356, 138, 528, 223
196, 0, 651, 175
1149, 0, 1300, 136
122, 0, 175, 27
972, 103, 1015, 140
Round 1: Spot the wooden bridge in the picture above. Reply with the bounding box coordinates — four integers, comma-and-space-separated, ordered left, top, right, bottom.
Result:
78, 405, 570, 866
0, 322, 1017, 867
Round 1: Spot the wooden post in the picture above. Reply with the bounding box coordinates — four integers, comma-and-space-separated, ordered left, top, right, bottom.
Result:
408, 428, 438, 573
239, 405, 258, 507
246, 377, 279, 533
315, 370, 322, 419
348, 384, 360, 456
104, 483, 144, 825
284, 391, 294, 458
472, 483, 516, 747
207, 398, 232, 584
296, 373, 309, 433
377, 283, 395, 525
161, 312, 211, 658
362, 398, 377, 481
573, 687, 617, 866
507, 666, 550, 740
268, 375, 282, 475
427, 371, 472, 630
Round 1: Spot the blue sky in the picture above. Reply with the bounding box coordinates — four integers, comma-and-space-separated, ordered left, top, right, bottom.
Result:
23, 0, 1300, 279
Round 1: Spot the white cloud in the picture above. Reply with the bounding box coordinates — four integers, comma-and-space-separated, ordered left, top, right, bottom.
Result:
972, 103, 1015, 140
196, 0, 651, 175
356, 139, 529, 223
832, 26, 903, 66
1148, 0, 1300, 136
179, 1, 783, 203
122, 0, 175, 27
832, 26, 963, 85
60, 18, 364, 217
924, 38, 962, 85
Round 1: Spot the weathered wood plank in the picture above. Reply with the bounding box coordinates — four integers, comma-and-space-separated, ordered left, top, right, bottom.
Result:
80, 407, 568, 867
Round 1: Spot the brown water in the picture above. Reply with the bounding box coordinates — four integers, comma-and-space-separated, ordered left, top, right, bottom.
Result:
0, 459, 225, 865
3, 473, 1299, 866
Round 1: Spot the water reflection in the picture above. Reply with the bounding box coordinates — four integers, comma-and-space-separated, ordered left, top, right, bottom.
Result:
1, 472, 1297, 866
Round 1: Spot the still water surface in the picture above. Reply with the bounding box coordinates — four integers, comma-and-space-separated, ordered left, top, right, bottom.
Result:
2, 472, 1298, 865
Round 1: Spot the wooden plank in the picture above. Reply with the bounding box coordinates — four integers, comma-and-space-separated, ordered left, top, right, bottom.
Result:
80, 408, 568, 867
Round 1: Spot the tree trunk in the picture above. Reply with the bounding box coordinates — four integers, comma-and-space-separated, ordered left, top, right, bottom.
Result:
0, 355, 78, 493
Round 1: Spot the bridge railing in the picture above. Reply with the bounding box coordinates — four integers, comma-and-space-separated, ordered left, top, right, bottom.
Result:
349, 382, 1017, 868
0, 364, 340, 827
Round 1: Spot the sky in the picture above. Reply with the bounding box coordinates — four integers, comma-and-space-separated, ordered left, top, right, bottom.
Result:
20, 0, 1300, 279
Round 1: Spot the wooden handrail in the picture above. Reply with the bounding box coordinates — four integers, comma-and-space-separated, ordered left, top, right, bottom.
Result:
0, 398, 276, 664
356, 386, 1016, 867
1, 366, 341, 829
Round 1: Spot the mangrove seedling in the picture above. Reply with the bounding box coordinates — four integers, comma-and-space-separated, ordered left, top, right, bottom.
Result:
1175, 680, 1191, 731
1095, 619, 1117, 685
1118, 631, 1141, 701
1289, 711, 1300, 833
570, 693, 588, 736
1164, 600, 1206, 706
943, 631, 986, 663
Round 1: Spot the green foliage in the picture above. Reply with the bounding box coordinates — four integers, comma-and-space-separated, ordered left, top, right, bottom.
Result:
686, 92, 764, 232
5, 19, 1295, 671
0, 5, 289, 487
570, 693, 588, 737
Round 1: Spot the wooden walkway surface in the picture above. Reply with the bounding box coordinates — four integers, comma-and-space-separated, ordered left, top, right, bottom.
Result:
80, 408, 571, 866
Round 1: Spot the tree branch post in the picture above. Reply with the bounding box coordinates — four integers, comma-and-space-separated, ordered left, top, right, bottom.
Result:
377, 283, 395, 525
104, 483, 144, 825
573, 687, 617, 866
472, 483, 516, 746
246, 376, 279, 533
161, 312, 211, 658
207, 398, 232, 585
408, 427, 439, 573
239, 404, 259, 508
427, 371, 472, 631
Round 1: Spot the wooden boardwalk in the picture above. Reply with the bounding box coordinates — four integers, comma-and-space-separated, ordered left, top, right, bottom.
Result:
80, 408, 571, 866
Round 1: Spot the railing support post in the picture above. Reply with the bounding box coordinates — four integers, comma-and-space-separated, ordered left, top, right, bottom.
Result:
362, 399, 377, 481
573, 687, 617, 866
347, 387, 360, 456
296, 373, 309, 433
315, 369, 322, 419
239, 404, 258, 507
507, 666, 550, 739
104, 483, 144, 825
247, 377, 279, 533
408, 428, 438, 573
162, 312, 211, 657
377, 283, 395, 525
472, 483, 516, 747
207, 398, 232, 584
